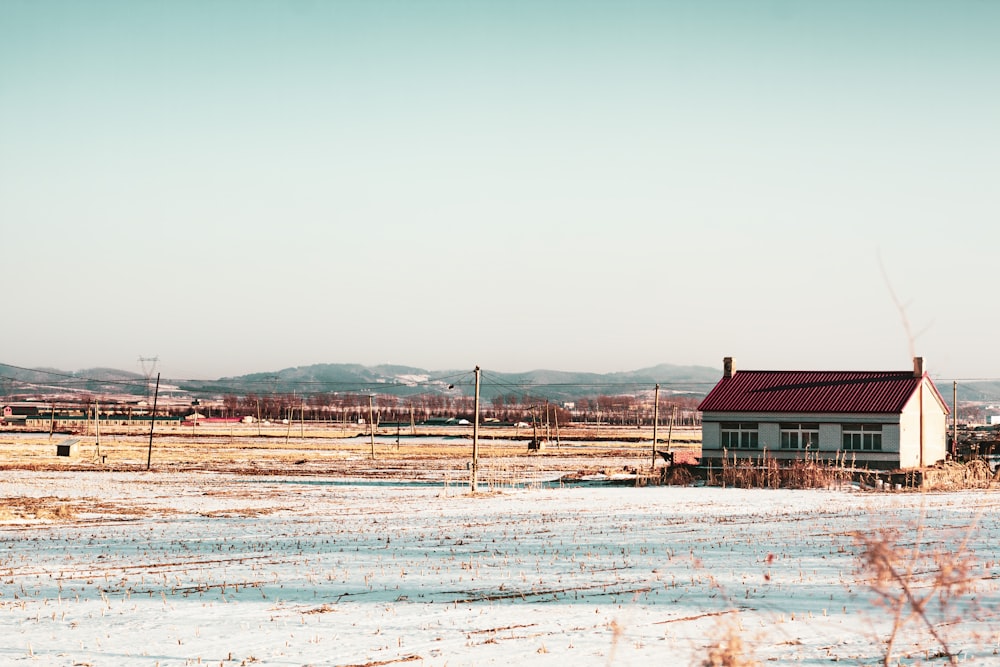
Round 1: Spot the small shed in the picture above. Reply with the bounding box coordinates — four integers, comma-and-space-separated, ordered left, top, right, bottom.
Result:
56, 438, 81, 457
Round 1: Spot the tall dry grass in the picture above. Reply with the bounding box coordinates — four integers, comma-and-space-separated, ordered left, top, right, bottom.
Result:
712, 449, 852, 489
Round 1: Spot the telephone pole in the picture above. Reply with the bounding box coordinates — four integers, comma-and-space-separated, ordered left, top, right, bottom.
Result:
471, 366, 481, 493
651, 384, 659, 469
368, 394, 376, 460
146, 373, 160, 470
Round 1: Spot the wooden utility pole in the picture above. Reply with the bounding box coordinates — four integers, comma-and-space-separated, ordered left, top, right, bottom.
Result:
544, 401, 551, 443
146, 373, 160, 470
919, 377, 925, 468
953, 380, 958, 457
368, 394, 376, 460
471, 366, 480, 493
95, 400, 102, 463
666, 405, 677, 457
651, 384, 659, 469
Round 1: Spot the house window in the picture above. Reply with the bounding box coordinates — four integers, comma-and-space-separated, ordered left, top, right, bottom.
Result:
842, 425, 882, 451
720, 422, 759, 449
780, 423, 820, 450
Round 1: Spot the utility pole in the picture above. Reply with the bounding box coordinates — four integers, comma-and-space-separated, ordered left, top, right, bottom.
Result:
544, 401, 551, 443
471, 366, 480, 493
651, 384, 659, 469
953, 381, 958, 458
146, 373, 160, 470
368, 394, 376, 460
666, 405, 677, 456
95, 400, 102, 463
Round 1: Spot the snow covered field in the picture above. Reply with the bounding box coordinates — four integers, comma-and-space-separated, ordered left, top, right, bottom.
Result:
2, 472, 999, 666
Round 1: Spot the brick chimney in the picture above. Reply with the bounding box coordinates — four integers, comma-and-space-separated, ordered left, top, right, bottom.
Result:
723, 357, 735, 379
913, 356, 924, 377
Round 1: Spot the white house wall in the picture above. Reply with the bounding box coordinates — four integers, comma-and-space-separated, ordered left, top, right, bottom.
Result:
898, 379, 949, 468
701, 412, 903, 467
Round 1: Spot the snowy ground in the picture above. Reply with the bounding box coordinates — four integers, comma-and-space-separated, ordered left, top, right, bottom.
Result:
2, 472, 1000, 666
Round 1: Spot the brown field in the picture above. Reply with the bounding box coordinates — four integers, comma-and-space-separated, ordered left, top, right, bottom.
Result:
0, 423, 702, 481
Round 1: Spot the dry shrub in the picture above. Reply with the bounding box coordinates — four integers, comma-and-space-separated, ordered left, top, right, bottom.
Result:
661, 465, 695, 486
51, 503, 75, 519
718, 450, 850, 489
0, 497, 77, 521
852, 526, 978, 665
701, 622, 759, 667
781, 457, 852, 489
34, 503, 75, 520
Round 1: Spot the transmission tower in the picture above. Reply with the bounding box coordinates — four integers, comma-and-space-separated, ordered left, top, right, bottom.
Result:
138, 356, 159, 404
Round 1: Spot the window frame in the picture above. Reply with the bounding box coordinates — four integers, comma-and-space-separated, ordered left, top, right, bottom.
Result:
842, 424, 883, 451
720, 422, 759, 449
779, 423, 820, 450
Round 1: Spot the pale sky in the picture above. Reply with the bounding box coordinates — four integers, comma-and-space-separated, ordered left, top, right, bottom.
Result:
1, 1, 998, 381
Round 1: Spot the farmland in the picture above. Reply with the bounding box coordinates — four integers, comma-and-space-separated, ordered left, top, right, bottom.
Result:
2, 429, 1000, 665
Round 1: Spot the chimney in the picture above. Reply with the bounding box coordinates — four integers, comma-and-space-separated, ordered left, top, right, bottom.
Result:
913, 356, 924, 378
723, 357, 735, 379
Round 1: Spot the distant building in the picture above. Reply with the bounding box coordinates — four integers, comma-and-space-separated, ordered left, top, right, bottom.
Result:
698, 357, 949, 471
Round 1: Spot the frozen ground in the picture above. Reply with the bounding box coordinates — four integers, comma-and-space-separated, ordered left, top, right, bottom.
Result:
2, 472, 1000, 666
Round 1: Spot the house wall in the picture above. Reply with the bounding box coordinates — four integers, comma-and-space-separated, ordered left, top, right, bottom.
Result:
898, 378, 949, 468
701, 412, 904, 469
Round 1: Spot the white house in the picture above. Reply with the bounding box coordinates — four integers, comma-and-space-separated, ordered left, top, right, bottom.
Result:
698, 357, 949, 471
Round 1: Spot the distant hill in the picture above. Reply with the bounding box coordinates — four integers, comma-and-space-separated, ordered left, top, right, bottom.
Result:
7, 361, 1000, 404
0, 365, 149, 399
1, 361, 722, 403
186, 362, 723, 403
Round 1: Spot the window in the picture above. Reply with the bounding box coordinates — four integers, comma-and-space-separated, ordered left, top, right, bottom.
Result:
842, 425, 882, 451
780, 423, 820, 450
720, 422, 759, 449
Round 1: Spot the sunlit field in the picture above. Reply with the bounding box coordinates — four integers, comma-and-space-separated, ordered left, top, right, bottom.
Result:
2, 428, 999, 666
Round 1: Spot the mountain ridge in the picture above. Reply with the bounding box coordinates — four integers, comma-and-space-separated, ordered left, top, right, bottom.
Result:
6, 361, 1000, 404
0, 362, 722, 402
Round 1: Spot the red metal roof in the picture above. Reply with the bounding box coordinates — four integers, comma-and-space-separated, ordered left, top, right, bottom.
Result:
697, 370, 948, 414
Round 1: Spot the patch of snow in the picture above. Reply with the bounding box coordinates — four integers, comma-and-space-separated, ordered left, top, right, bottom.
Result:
1, 472, 998, 665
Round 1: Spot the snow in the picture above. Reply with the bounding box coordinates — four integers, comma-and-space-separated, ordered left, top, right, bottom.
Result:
2, 472, 1000, 665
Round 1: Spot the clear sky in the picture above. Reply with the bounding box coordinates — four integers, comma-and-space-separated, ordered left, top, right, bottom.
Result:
2, 0, 998, 381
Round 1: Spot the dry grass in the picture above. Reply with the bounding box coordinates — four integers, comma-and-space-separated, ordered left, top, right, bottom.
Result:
712, 450, 852, 489
0, 496, 76, 521
701, 622, 760, 667
851, 470, 997, 666
852, 525, 978, 666
0, 429, 701, 482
